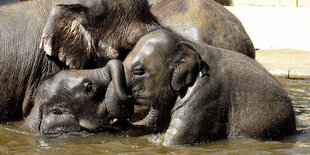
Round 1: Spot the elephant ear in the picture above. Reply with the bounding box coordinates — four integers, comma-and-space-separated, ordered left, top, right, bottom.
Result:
40, 4, 94, 69
171, 42, 208, 92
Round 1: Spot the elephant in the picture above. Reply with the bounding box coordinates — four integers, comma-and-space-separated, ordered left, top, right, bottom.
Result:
23, 59, 133, 137
149, 0, 255, 58
0, 0, 161, 122
109, 29, 296, 146
6, 0, 255, 59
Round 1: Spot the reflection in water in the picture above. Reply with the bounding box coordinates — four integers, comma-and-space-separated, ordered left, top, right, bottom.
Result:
0, 79, 310, 154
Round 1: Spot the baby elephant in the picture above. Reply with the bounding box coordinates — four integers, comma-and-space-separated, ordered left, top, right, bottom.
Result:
23, 60, 133, 137
117, 29, 296, 146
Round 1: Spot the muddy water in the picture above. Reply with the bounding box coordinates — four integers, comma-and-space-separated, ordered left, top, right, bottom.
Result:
0, 78, 310, 154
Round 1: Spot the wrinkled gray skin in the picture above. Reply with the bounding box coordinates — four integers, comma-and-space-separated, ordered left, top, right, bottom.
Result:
0, 0, 160, 122
115, 29, 296, 146
6, 0, 255, 59
148, 0, 255, 58
23, 60, 133, 137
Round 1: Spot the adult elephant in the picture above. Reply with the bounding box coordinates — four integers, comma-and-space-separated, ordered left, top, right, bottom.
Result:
108, 29, 296, 146
148, 0, 255, 58
23, 60, 133, 137
8, 0, 256, 59
0, 0, 160, 122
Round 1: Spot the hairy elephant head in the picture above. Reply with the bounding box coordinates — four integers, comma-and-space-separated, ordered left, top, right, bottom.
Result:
24, 60, 133, 137
122, 29, 208, 109
40, 0, 161, 69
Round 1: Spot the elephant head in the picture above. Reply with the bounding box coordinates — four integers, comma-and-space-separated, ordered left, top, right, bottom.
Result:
23, 60, 133, 137
40, 0, 161, 69
106, 29, 208, 129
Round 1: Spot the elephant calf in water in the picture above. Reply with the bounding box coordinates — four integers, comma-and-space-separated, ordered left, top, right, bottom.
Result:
23, 60, 133, 137
111, 29, 296, 146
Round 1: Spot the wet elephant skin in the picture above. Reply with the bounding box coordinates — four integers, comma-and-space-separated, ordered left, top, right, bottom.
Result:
119, 29, 296, 146
23, 60, 133, 137
149, 0, 255, 58
0, 0, 160, 122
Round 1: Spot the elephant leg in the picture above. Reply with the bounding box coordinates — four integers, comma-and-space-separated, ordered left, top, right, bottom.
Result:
163, 117, 191, 146
162, 109, 199, 146
163, 101, 227, 146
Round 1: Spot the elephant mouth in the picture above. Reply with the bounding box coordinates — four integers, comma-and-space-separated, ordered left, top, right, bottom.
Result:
132, 94, 152, 105
42, 129, 92, 138
40, 112, 148, 138
132, 91, 150, 104
41, 125, 119, 138
41, 122, 121, 138
39, 113, 121, 138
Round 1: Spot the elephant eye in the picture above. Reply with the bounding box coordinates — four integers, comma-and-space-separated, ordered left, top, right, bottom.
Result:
51, 109, 63, 115
133, 68, 146, 76
84, 82, 94, 93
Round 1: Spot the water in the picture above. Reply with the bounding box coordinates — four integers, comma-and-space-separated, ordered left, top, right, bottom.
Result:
1, 78, 310, 154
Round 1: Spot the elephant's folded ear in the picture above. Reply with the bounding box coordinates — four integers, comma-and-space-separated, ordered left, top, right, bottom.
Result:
171, 42, 206, 92
40, 4, 94, 69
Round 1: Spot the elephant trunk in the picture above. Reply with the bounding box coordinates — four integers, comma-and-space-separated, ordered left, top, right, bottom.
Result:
103, 83, 134, 121
94, 59, 133, 120
93, 59, 131, 102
